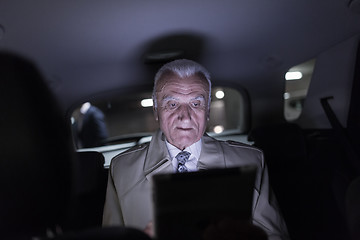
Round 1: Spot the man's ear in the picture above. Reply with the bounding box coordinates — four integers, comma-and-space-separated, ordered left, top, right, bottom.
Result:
153, 107, 159, 121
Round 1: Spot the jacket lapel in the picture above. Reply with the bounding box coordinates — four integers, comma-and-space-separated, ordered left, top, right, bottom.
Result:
198, 134, 226, 170
144, 130, 173, 181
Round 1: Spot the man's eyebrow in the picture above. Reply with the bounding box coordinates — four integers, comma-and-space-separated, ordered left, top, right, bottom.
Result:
162, 96, 178, 102
161, 95, 205, 102
193, 96, 205, 101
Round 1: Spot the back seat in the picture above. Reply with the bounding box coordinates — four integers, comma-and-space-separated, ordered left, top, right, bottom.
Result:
64, 151, 108, 231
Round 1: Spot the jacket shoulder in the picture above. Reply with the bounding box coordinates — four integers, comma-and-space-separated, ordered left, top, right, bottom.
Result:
223, 140, 263, 153
117, 142, 148, 156
111, 142, 149, 166
108, 143, 150, 197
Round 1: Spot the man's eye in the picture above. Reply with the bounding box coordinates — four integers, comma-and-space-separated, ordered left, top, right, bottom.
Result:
191, 101, 201, 108
167, 101, 178, 109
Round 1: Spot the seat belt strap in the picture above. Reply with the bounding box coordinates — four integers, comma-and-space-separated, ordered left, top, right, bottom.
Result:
320, 96, 360, 175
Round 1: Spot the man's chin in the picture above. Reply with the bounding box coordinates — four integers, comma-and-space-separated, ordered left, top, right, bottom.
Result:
170, 136, 199, 149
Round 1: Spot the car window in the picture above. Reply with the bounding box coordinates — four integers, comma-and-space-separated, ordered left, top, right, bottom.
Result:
71, 86, 247, 150
284, 59, 315, 121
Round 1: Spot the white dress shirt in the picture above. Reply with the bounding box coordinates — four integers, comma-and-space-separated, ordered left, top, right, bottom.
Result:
165, 140, 202, 172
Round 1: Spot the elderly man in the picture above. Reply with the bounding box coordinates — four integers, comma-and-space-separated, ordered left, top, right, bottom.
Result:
102, 59, 289, 240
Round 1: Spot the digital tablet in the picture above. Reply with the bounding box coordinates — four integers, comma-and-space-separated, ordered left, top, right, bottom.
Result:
151, 165, 257, 240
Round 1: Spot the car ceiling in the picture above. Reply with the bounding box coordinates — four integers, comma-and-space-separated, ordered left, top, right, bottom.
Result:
1, 0, 360, 116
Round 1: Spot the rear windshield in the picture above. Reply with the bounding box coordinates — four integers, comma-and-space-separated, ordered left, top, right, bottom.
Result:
71, 86, 247, 149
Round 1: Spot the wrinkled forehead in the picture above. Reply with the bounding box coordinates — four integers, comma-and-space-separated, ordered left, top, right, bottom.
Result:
155, 71, 209, 94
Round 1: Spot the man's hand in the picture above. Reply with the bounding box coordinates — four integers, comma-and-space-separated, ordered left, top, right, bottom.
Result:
144, 221, 154, 238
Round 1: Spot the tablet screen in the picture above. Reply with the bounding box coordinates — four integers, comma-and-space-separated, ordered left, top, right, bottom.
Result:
151, 165, 257, 240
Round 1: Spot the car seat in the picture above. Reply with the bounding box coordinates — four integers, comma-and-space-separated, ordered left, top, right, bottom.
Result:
0, 51, 74, 239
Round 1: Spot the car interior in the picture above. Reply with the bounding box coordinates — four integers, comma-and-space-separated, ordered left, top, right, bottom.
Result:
1, 1, 360, 240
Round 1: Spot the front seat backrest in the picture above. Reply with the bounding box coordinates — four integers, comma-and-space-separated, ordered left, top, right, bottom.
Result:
0, 51, 74, 239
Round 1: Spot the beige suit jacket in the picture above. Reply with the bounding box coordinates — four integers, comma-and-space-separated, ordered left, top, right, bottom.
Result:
103, 130, 289, 240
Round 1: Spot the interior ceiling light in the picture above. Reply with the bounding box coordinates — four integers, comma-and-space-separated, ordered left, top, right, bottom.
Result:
141, 98, 153, 107
285, 71, 303, 80
215, 90, 225, 99
213, 125, 224, 134
284, 92, 290, 100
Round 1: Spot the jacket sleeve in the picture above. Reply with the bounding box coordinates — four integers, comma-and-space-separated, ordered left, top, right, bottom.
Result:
102, 165, 124, 226
252, 154, 290, 240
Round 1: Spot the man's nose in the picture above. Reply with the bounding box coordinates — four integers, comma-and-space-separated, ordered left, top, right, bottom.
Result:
177, 104, 191, 121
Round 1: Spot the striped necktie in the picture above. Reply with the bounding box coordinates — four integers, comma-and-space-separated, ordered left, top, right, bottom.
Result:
176, 151, 191, 172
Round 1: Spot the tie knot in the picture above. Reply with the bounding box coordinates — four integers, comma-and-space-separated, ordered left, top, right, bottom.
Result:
176, 151, 191, 163
175, 151, 190, 172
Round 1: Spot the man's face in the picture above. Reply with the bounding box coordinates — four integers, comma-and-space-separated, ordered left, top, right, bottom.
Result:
154, 73, 210, 150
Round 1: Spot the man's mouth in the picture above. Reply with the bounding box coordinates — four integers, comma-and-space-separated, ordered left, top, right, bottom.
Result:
176, 127, 192, 131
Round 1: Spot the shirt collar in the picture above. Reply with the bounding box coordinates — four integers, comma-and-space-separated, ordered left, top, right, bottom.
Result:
165, 139, 202, 160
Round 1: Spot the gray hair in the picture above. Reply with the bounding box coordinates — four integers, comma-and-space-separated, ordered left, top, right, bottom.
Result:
152, 59, 212, 109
